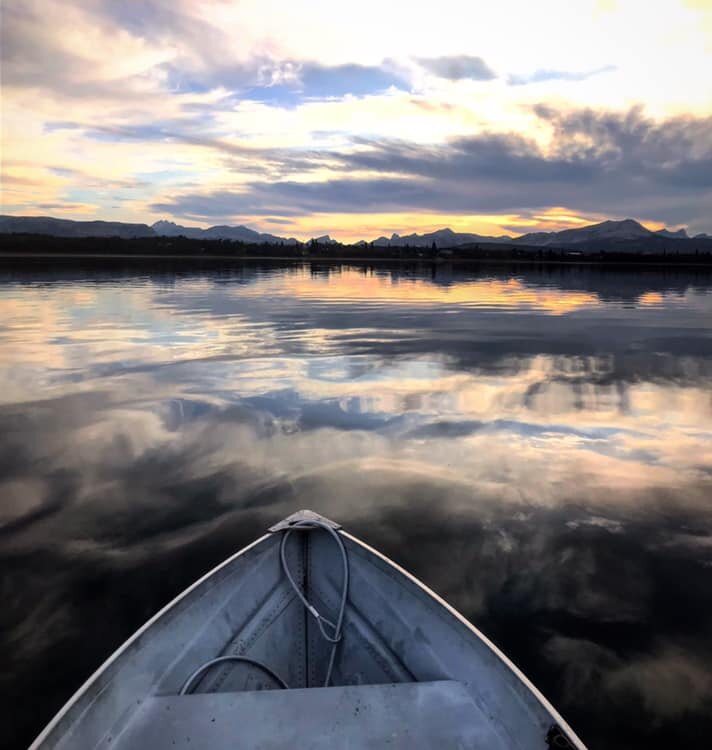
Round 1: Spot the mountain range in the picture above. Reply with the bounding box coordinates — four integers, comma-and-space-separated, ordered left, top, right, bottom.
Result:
513, 219, 701, 247
151, 220, 300, 245
375, 220, 709, 248
373, 227, 514, 247
1, 215, 710, 251
0, 215, 156, 239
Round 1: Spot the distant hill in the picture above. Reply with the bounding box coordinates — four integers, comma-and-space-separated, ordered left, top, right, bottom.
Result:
1, 214, 710, 254
373, 227, 512, 247
367, 220, 699, 251
514, 219, 658, 246
152, 220, 298, 245
0, 215, 298, 245
0, 215, 155, 239
508, 219, 711, 253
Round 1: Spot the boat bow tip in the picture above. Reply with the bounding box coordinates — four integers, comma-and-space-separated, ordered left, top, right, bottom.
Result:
268, 509, 342, 533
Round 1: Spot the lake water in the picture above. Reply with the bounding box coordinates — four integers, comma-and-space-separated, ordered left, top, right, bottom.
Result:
1, 262, 712, 749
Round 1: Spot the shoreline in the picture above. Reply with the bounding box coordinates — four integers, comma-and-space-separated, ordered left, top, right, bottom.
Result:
2, 252, 712, 269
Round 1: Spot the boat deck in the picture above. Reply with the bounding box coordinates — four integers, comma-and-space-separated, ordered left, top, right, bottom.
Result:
110, 680, 500, 749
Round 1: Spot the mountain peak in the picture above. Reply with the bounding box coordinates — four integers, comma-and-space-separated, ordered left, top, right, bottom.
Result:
149, 219, 298, 244
597, 218, 647, 231
314, 234, 336, 244
514, 217, 656, 247
373, 226, 514, 248
655, 227, 689, 239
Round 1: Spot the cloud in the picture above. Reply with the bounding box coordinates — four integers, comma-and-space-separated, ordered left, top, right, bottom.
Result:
262, 217, 296, 225
0, 1, 176, 100
416, 55, 496, 80
43, 122, 83, 133
1, 2, 403, 102
342, 131, 595, 183
151, 107, 712, 229
49, 118, 260, 160
4, 1, 409, 103
3, 0, 712, 235
508, 65, 617, 85
95, 0, 200, 40
1, 3, 87, 91
93, 0, 242, 87
46, 165, 148, 190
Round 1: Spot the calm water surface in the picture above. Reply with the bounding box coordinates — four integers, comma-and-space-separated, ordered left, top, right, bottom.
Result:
1, 263, 712, 749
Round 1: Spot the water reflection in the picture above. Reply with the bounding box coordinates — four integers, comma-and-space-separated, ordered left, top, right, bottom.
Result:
1, 263, 711, 749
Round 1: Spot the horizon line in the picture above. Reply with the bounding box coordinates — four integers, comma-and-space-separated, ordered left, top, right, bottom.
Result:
1, 212, 705, 245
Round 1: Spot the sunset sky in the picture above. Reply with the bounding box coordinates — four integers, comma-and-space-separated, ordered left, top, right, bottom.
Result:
2, 0, 711, 241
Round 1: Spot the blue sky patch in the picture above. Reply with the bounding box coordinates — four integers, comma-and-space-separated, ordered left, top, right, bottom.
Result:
242, 62, 409, 106
508, 66, 616, 86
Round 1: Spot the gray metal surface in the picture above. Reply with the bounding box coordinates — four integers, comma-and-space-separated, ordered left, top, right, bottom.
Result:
111, 681, 490, 749
30, 510, 587, 750
268, 508, 341, 533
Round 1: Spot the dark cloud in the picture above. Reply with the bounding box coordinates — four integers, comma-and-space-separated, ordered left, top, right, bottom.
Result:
508, 65, 616, 85
152, 107, 712, 231
151, 178, 449, 218
417, 55, 496, 81
343, 131, 596, 182
262, 217, 295, 225
347, 107, 712, 191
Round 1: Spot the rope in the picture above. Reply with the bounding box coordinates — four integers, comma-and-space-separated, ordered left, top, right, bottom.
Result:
279, 519, 349, 687
180, 519, 349, 694
279, 520, 349, 687
179, 655, 290, 694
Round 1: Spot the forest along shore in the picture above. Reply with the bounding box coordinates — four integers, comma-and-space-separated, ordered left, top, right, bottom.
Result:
2, 233, 712, 266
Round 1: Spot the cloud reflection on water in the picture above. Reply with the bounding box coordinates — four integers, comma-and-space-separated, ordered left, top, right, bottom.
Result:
1, 263, 712, 749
